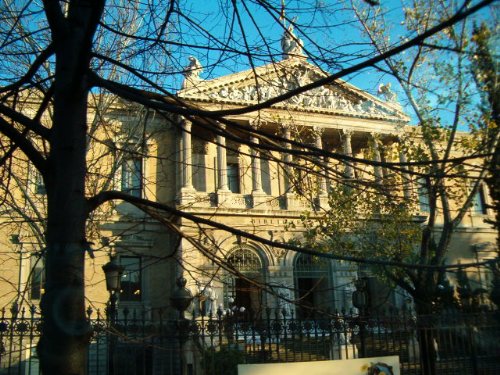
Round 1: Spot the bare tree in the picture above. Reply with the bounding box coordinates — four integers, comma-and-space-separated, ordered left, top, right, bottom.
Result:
0, 0, 496, 374
290, 1, 499, 373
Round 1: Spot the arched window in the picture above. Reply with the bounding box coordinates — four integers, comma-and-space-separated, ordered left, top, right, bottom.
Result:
295, 253, 329, 275
227, 248, 262, 273
294, 253, 332, 319
224, 247, 266, 319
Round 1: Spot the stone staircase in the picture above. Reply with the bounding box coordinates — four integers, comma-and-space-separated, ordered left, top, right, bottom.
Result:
244, 338, 331, 363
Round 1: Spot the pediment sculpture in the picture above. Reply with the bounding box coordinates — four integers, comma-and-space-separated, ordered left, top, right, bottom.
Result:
281, 22, 305, 59
206, 67, 402, 118
182, 56, 203, 89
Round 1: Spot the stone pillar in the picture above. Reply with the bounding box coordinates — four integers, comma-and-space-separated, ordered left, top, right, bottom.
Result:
178, 120, 196, 203
181, 120, 194, 190
282, 127, 300, 210
283, 128, 293, 192
398, 139, 412, 200
251, 135, 267, 207
341, 130, 355, 179
371, 132, 383, 184
216, 124, 229, 192
314, 128, 328, 196
251, 136, 263, 193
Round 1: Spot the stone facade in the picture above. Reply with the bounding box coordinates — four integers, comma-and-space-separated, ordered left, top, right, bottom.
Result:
0, 51, 496, 322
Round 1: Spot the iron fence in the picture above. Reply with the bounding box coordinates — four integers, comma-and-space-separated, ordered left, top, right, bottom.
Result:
0, 306, 499, 375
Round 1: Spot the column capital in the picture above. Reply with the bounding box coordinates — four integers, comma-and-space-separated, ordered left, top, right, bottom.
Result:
250, 118, 264, 129
341, 129, 353, 137
181, 118, 192, 126
312, 126, 324, 136
281, 126, 292, 138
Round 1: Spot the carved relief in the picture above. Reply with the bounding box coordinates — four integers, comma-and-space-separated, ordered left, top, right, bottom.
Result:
205, 69, 399, 117
273, 246, 288, 261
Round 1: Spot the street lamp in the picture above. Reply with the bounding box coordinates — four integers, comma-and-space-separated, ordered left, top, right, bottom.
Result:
352, 278, 368, 314
352, 278, 368, 358
103, 257, 124, 294
102, 256, 124, 375
170, 277, 193, 318
170, 277, 193, 375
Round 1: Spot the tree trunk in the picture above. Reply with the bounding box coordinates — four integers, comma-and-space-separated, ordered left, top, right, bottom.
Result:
415, 300, 437, 375
37, 87, 90, 374
37, 21, 93, 375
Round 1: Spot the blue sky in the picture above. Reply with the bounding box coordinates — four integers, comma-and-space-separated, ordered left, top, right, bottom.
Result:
165, 0, 496, 128
1, 0, 496, 127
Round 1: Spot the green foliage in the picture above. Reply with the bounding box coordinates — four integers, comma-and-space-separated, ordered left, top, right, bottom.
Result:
201, 345, 246, 375
298, 183, 421, 283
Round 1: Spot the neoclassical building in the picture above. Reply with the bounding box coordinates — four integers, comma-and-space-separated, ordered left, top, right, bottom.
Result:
170, 57, 410, 318
0, 30, 496, 322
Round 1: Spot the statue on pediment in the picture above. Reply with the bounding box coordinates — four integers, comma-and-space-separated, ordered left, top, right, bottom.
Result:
377, 83, 397, 103
182, 56, 203, 89
281, 23, 305, 59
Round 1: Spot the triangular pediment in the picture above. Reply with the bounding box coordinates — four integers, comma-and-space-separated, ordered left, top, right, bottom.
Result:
178, 58, 409, 122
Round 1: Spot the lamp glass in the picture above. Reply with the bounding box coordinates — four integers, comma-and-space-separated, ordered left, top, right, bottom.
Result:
102, 260, 124, 293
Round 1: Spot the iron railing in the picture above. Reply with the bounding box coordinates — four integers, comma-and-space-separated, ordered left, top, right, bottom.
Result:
0, 306, 499, 375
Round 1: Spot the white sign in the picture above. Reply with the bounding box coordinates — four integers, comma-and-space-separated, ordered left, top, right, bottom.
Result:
238, 356, 399, 375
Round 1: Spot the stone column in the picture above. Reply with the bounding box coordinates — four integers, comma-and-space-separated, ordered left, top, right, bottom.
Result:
251, 135, 267, 207
341, 130, 355, 180
282, 127, 300, 210
251, 136, 263, 193
371, 132, 383, 184
314, 128, 328, 197
283, 128, 293, 192
181, 120, 194, 190
216, 124, 229, 192
398, 138, 412, 200
178, 120, 196, 203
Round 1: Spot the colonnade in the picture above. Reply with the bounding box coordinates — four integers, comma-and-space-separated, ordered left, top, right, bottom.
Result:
178, 118, 412, 205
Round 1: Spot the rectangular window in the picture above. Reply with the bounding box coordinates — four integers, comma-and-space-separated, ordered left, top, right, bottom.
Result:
472, 186, 487, 215
30, 257, 45, 300
227, 163, 240, 193
121, 158, 143, 197
417, 178, 430, 213
120, 256, 142, 302
261, 158, 272, 195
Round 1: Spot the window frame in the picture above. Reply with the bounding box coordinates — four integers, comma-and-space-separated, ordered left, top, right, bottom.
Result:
29, 256, 45, 300
227, 162, 241, 194
417, 178, 430, 213
471, 185, 487, 215
121, 157, 143, 198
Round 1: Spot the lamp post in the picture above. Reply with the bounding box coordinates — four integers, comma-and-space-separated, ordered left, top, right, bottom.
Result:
352, 278, 368, 358
102, 257, 124, 375
223, 297, 246, 346
170, 277, 193, 375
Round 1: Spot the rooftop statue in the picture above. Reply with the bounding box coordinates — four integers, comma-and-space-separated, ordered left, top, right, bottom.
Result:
182, 56, 203, 89
281, 22, 305, 59
377, 83, 397, 103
